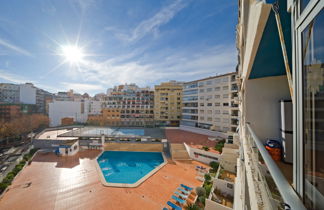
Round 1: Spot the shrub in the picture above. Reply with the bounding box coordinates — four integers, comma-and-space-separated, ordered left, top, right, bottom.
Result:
204, 173, 211, 182
204, 183, 212, 197
0, 183, 8, 192
198, 195, 206, 206
196, 187, 206, 197
214, 143, 224, 153
209, 161, 219, 171
185, 203, 201, 210
2, 177, 12, 185
202, 146, 209, 151
6, 173, 14, 180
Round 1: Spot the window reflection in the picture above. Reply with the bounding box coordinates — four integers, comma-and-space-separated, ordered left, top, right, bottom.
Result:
302, 9, 324, 209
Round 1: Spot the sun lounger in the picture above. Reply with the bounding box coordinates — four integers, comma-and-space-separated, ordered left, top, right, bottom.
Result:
174, 191, 188, 199
181, 184, 193, 191
177, 187, 190, 195
167, 201, 182, 210
172, 195, 186, 204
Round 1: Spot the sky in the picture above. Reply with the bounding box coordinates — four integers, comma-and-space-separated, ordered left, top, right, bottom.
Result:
0, 0, 238, 95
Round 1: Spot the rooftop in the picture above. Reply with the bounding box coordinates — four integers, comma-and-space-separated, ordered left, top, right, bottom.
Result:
165, 128, 216, 147
0, 150, 205, 210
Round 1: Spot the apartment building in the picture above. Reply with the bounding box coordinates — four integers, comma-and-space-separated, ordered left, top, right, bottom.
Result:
154, 81, 183, 126
0, 83, 53, 114
0, 83, 20, 103
180, 72, 239, 134
212, 1, 323, 209
105, 84, 154, 126
181, 81, 199, 127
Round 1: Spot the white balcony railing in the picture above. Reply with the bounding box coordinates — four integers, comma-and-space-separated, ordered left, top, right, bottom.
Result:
245, 123, 306, 210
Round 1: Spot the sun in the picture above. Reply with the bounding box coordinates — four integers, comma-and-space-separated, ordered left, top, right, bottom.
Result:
60, 45, 84, 65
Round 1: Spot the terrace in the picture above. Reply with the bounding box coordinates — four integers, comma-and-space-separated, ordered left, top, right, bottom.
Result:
218, 168, 236, 183
0, 150, 205, 210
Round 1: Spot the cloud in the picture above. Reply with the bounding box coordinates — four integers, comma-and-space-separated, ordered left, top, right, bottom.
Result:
60, 82, 104, 94
62, 44, 237, 91
116, 0, 188, 43
0, 38, 33, 57
0, 69, 31, 84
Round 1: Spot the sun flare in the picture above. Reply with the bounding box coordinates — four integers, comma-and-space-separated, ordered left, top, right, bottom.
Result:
60, 45, 84, 65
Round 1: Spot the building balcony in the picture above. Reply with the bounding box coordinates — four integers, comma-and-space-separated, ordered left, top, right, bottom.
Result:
242, 123, 305, 210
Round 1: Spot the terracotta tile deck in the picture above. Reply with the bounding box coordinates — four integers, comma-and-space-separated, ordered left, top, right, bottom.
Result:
0, 150, 205, 210
165, 129, 217, 147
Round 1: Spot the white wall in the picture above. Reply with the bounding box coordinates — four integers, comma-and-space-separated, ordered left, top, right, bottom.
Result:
49, 100, 89, 126
184, 143, 220, 164
245, 76, 291, 142
213, 178, 235, 196
205, 199, 233, 210
19, 83, 36, 104
59, 141, 79, 156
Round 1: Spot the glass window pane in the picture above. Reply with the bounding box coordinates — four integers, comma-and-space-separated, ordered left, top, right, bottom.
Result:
302, 9, 324, 209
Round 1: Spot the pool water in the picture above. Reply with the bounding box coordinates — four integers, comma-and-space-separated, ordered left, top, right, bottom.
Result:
97, 151, 164, 184
82, 128, 144, 136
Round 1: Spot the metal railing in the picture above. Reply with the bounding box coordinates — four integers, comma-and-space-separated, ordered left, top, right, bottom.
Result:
246, 123, 306, 210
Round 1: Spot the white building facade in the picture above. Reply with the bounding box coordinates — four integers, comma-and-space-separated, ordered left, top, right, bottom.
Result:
180, 72, 239, 134
19, 83, 36, 104
49, 100, 89, 126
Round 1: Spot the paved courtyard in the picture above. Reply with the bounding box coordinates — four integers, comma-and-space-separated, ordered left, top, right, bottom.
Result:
0, 150, 205, 210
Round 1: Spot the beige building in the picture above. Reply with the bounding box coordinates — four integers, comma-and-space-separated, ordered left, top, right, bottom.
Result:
154, 81, 183, 126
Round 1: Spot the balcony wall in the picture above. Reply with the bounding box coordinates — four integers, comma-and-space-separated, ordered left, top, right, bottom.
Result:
245, 75, 290, 141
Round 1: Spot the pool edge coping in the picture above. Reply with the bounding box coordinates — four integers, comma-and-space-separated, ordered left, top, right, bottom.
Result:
95, 150, 168, 188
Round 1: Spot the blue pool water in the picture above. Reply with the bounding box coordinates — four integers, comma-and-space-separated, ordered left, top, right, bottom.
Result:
97, 151, 164, 184
82, 128, 144, 136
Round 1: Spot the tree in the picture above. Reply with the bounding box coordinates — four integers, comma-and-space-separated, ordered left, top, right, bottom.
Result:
196, 187, 206, 197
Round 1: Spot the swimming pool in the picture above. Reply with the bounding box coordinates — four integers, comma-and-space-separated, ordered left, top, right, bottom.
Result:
82, 128, 144, 136
97, 151, 166, 187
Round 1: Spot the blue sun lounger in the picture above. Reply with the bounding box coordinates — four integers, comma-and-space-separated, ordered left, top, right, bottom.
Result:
181, 184, 193, 191
174, 191, 188, 199
177, 187, 190, 195
167, 201, 182, 210
172, 195, 186, 205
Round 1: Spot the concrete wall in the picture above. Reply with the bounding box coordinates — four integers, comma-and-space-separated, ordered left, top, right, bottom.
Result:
205, 199, 233, 210
213, 178, 235, 197
59, 141, 79, 156
49, 100, 89, 126
245, 76, 290, 142
19, 83, 36, 104
184, 143, 220, 164
179, 125, 227, 138
104, 142, 163, 152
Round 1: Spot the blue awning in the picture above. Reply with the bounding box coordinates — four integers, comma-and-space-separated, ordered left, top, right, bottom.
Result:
249, 0, 292, 79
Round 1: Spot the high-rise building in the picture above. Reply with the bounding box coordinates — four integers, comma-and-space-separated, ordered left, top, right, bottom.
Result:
180, 72, 239, 133
154, 81, 183, 126
105, 84, 154, 126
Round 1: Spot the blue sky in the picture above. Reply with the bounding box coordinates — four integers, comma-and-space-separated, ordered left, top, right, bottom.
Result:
0, 0, 237, 95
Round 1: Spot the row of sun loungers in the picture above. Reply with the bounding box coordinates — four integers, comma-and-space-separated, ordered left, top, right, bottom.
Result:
163, 184, 194, 210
